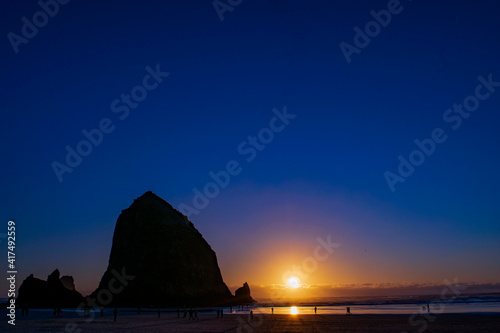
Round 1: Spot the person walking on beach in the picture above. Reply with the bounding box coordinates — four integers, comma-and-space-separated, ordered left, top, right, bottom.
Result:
427, 303, 430, 312
271, 307, 274, 314
250, 310, 254, 322
346, 307, 351, 315
113, 307, 118, 322
314, 306, 317, 315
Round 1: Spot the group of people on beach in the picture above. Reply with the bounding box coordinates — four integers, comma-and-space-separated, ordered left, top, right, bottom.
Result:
81, 305, 104, 318
52, 307, 63, 317
182, 308, 199, 320
216, 308, 224, 318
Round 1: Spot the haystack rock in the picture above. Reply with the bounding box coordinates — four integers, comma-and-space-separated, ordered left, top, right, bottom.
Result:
17, 269, 84, 308
92, 191, 252, 306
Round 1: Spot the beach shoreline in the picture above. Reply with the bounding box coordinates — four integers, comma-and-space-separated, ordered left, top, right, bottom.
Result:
1, 311, 499, 332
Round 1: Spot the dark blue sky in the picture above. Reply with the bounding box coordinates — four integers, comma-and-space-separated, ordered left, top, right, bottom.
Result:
1, 0, 499, 296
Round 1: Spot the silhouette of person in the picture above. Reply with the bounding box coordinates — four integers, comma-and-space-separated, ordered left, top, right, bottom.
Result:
183, 309, 187, 318
271, 307, 274, 314
194, 310, 199, 320
346, 307, 351, 315
427, 303, 430, 312
314, 306, 317, 314
250, 310, 254, 322
189, 309, 193, 320
113, 307, 118, 322
100, 306, 104, 317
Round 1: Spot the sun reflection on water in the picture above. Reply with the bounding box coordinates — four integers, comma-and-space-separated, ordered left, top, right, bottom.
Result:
290, 306, 298, 315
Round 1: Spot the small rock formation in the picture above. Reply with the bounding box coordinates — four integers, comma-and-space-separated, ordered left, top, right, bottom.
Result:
234, 282, 255, 304
92, 191, 250, 306
17, 269, 84, 308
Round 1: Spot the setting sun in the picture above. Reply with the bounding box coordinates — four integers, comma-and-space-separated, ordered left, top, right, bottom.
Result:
287, 276, 300, 288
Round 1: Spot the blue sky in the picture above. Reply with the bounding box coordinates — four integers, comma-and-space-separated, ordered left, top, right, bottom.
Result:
1, 0, 499, 297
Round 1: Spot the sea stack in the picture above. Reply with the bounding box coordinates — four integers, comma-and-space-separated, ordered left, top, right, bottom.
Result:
92, 191, 248, 306
17, 269, 84, 308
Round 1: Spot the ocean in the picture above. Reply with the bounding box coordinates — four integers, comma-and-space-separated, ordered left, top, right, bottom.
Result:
251, 293, 500, 315
1, 293, 499, 315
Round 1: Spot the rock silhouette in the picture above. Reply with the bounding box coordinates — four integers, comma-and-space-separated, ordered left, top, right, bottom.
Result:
234, 282, 255, 304
17, 269, 84, 308
92, 191, 251, 306
60, 275, 76, 291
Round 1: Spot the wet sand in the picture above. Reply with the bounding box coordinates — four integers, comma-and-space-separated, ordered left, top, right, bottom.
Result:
1, 311, 499, 332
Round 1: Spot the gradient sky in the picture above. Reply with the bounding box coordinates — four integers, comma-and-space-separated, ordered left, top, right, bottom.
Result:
1, 0, 500, 299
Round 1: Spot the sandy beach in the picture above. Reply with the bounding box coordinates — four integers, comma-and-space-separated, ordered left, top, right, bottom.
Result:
1, 311, 499, 332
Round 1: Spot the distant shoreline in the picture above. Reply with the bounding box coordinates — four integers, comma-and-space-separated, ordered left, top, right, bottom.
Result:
1, 301, 499, 315
3, 291, 499, 307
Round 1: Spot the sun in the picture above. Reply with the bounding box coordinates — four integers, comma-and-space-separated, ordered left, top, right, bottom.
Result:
287, 276, 300, 288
